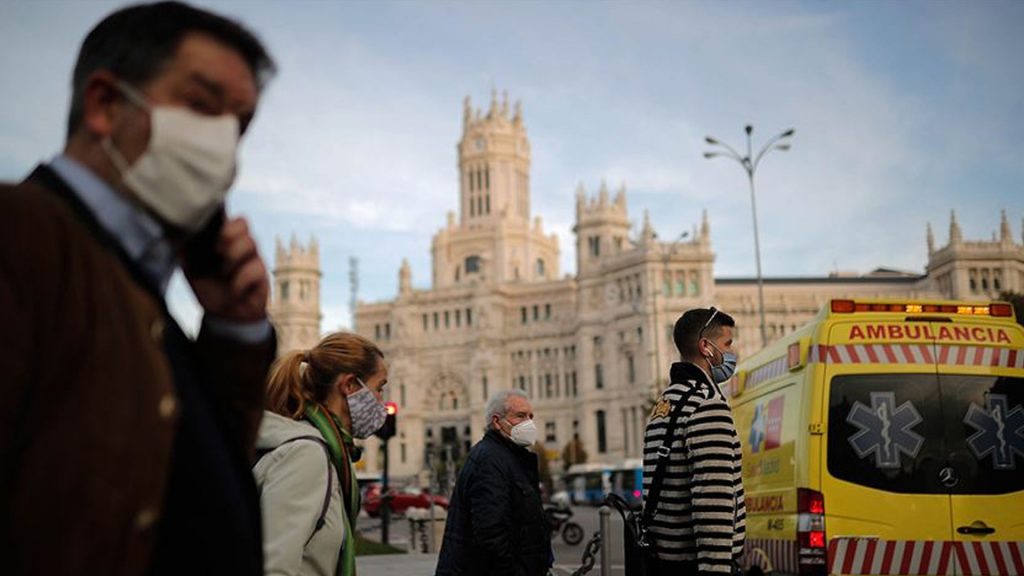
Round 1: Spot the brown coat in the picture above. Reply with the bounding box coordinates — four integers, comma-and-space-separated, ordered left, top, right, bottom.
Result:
0, 171, 274, 575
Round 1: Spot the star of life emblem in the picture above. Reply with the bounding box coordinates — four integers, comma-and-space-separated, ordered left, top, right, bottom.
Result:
846, 391, 925, 469
963, 394, 1024, 471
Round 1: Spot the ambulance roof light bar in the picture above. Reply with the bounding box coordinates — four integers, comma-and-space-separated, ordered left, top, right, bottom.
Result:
831, 299, 1013, 317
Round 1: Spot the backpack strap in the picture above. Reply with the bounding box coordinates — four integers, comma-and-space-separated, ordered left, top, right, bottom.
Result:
256, 435, 333, 545
642, 392, 687, 530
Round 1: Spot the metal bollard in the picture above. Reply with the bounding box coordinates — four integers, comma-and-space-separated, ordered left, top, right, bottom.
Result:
599, 505, 611, 576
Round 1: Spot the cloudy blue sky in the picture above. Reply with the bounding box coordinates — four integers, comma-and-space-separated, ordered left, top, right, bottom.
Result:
2, 0, 1022, 333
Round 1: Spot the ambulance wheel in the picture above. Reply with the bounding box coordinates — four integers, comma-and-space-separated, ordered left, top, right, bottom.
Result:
561, 522, 584, 546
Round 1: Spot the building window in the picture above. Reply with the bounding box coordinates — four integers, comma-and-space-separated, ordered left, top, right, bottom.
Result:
675, 272, 685, 295
572, 371, 578, 397
595, 363, 604, 389
545, 374, 553, 397
545, 303, 552, 320
375, 325, 381, 340
455, 309, 461, 327
536, 259, 545, 278
596, 410, 607, 454
422, 314, 428, 331
521, 307, 528, 324
400, 384, 406, 406
400, 443, 407, 464
482, 375, 488, 401
690, 272, 700, 295
467, 308, 473, 326
445, 310, 450, 328
280, 281, 289, 301
465, 255, 481, 274
545, 421, 557, 443
627, 355, 635, 384
385, 324, 391, 339
662, 274, 671, 296
486, 194, 491, 214
533, 305, 539, 321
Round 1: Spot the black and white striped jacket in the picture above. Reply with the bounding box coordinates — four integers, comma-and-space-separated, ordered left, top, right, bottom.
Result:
642, 362, 746, 573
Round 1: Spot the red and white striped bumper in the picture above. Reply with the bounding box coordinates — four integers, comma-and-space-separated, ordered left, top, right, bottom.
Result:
828, 538, 1024, 575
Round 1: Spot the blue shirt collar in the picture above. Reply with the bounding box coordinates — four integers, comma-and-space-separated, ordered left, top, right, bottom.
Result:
48, 154, 177, 294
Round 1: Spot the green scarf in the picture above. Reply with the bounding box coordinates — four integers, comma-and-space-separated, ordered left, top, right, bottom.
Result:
305, 404, 360, 576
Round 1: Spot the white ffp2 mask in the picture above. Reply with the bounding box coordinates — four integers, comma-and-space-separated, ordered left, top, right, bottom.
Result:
506, 418, 539, 447
102, 83, 239, 233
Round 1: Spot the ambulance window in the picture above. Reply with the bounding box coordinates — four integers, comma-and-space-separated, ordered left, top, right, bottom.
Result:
938, 375, 1024, 495
828, 374, 948, 494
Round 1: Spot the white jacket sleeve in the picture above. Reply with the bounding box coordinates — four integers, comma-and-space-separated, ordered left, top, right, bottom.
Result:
258, 441, 338, 576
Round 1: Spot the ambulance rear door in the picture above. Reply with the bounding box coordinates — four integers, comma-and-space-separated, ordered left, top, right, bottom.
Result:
936, 320, 1024, 575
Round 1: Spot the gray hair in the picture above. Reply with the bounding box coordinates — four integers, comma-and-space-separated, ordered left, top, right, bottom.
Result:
485, 389, 529, 427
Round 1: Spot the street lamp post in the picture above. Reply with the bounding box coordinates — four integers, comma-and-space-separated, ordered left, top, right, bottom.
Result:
704, 125, 794, 349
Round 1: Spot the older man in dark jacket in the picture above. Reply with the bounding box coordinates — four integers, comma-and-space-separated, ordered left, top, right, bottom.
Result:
436, 390, 552, 576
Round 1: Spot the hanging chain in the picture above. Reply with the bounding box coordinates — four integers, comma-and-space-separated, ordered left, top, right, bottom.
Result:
568, 530, 602, 576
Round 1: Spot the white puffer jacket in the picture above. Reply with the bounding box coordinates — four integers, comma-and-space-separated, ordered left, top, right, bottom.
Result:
254, 411, 348, 576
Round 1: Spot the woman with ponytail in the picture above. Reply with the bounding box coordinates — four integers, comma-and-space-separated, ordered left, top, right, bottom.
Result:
254, 332, 388, 576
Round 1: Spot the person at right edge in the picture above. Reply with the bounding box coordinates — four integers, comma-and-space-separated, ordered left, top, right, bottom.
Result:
642, 307, 746, 576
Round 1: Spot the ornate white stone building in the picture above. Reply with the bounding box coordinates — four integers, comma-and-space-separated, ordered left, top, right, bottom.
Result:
270, 91, 1024, 481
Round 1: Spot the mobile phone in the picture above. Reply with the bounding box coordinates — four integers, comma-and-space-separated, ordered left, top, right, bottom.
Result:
184, 207, 226, 278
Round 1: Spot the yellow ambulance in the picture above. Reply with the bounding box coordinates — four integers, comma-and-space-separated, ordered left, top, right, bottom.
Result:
730, 299, 1024, 576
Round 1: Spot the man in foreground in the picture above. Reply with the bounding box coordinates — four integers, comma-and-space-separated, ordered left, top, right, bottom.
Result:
0, 2, 277, 573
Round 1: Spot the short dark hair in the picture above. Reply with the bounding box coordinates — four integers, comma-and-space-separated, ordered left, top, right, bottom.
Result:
66, 1, 276, 138
673, 307, 735, 359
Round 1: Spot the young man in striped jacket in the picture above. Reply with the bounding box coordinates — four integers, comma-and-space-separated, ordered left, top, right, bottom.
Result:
642, 307, 746, 576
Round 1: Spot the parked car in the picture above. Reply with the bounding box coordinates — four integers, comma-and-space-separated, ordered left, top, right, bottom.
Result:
362, 484, 449, 517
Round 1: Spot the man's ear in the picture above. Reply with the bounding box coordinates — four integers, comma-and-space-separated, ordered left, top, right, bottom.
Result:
79, 71, 124, 139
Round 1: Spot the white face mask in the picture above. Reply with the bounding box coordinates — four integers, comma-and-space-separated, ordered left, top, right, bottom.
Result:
504, 418, 539, 447
102, 82, 239, 233
347, 378, 388, 439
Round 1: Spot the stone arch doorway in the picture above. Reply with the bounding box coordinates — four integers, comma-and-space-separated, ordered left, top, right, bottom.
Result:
423, 369, 472, 493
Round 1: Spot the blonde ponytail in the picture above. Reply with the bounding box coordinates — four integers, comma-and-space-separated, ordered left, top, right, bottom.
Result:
265, 332, 384, 420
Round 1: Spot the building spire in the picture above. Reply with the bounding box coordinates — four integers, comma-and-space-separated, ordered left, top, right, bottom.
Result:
926, 222, 935, 254
641, 209, 656, 244
598, 179, 609, 206
949, 210, 962, 245
513, 100, 523, 127
488, 88, 498, 119
1000, 209, 1012, 243
463, 95, 472, 127
399, 258, 412, 295
701, 209, 710, 241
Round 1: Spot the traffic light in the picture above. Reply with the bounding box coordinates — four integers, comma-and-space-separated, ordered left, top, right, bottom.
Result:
376, 401, 398, 440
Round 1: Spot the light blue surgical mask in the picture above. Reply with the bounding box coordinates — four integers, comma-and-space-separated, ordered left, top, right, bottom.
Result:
705, 341, 737, 384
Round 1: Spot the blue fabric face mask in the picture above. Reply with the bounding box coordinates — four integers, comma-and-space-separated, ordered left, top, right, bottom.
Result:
706, 341, 737, 384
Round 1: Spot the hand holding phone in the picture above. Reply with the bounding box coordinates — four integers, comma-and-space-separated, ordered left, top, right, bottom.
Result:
185, 211, 269, 323
183, 208, 227, 278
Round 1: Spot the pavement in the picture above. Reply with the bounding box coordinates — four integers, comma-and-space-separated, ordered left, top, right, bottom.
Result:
357, 552, 439, 576
355, 506, 626, 576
